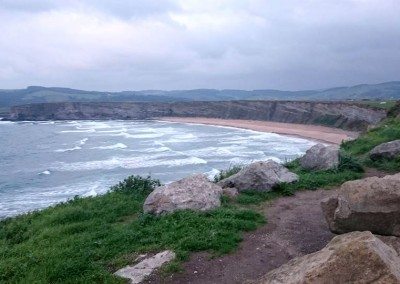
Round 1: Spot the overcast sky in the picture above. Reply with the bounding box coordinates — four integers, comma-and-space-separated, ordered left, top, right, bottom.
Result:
0, 0, 399, 91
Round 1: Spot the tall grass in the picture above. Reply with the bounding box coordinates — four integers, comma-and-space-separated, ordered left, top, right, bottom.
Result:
0, 176, 264, 283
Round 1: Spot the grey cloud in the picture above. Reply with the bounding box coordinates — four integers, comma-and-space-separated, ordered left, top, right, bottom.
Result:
0, 0, 399, 91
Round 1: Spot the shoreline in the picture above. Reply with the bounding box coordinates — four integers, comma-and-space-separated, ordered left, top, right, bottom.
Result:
159, 117, 359, 145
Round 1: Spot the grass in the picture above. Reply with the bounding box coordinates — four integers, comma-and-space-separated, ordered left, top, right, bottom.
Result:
359, 100, 398, 110
277, 155, 364, 195
342, 118, 400, 172
0, 176, 264, 283
213, 164, 243, 182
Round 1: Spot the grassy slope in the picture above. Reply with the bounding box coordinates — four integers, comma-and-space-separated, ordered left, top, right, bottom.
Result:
0, 176, 264, 283
342, 118, 400, 172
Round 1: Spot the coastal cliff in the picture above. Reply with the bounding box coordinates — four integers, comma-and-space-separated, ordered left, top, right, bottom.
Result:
9, 100, 386, 131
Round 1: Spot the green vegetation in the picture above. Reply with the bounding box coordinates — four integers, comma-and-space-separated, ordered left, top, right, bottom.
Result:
213, 164, 243, 182
0, 176, 264, 283
342, 117, 400, 172
359, 100, 397, 110
277, 154, 364, 195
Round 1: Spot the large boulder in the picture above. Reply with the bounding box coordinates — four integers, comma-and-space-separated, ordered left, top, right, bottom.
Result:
217, 160, 298, 192
369, 139, 400, 160
321, 173, 400, 236
143, 174, 222, 215
299, 143, 339, 171
253, 231, 400, 284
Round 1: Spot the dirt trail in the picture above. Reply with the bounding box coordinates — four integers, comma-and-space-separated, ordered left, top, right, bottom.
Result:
147, 189, 336, 283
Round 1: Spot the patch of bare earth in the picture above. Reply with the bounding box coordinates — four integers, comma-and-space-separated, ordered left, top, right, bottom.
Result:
146, 189, 336, 284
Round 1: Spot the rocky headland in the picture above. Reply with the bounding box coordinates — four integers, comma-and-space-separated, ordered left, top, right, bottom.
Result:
8, 100, 386, 131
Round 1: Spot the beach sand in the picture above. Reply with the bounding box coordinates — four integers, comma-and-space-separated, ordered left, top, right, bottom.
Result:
160, 117, 359, 144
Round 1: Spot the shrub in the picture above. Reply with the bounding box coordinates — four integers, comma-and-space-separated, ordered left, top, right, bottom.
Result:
110, 175, 161, 195
338, 151, 364, 172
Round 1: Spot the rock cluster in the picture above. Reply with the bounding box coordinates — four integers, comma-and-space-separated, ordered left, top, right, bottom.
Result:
369, 139, 400, 160
253, 231, 400, 284
321, 173, 400, 236
217, 161, 298, 192
299, 143, 339, 171
143, 174, 222, 215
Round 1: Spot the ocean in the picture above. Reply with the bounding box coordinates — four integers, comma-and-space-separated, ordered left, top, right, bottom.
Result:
0, 120, 316, 218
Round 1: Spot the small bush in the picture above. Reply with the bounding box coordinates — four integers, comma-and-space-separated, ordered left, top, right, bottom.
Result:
338, 152, 364, 172
364, 156, 400, 173
110, 175, 161, 195
214, 164, 243, 182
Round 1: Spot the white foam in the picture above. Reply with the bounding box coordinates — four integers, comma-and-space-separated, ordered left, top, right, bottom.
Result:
96, 128, 127, 133
92, 143, 128, 150
105, 132, 164, 139
39, 170, 51, 175
79, 138, 88, 145
204, 168, 220, 181
54, 146, 82, 152
141, 146, 171, 153
60, 129, 96, 133
52, 155, 207, 171
82, 189, 98, 197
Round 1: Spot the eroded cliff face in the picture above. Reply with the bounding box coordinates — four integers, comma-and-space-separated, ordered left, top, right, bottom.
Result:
9, 101, 386, 131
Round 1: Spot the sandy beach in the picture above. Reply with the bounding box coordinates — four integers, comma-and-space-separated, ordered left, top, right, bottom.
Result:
160, 117, 359, 144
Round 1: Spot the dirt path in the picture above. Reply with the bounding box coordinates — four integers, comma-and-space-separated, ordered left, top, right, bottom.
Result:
147, 188, 337, 284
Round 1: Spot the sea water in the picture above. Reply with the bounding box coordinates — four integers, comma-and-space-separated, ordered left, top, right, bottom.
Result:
0, 120, 316, 218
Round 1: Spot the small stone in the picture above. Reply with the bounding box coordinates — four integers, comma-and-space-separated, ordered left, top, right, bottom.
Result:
114, 250, 175, 284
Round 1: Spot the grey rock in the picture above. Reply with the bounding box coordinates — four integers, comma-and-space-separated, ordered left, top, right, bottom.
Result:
217, 161, 298, 192
253, 231, 400, 284
321, 173, 400, 236
115, 250, 175, 284
222, 187, 239, 198
299, 143, 339, 171
143, 174, 222, 215
369, 139, 400, 160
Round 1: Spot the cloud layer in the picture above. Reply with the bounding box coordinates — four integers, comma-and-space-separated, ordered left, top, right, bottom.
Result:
0, 0, 399, 90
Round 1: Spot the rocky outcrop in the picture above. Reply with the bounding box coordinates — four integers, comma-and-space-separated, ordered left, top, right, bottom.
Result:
254, 231, 400, 284
114, 250, 175, 283
321, 173, 400, 236
143, 174, 222, 215
369, 139, 400, 160
299, 143, 339, 171
218, 161, 298, 192
8, 101, 386, 131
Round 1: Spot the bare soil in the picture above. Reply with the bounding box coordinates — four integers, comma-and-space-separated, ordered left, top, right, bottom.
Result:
147, 189, 336, 284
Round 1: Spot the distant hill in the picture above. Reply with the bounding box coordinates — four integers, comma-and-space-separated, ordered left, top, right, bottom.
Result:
1, 81, 399, 107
